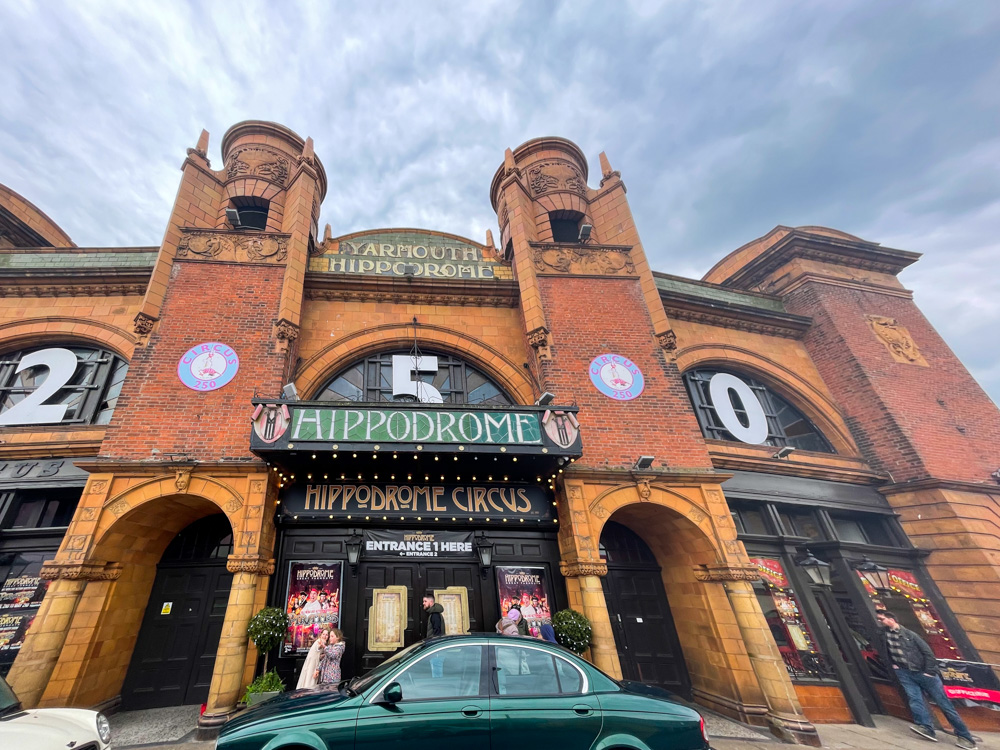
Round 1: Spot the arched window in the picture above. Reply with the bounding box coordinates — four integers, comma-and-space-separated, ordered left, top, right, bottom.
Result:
0, 345, 128, 427
316, 350, 512, 406
683, 368, 834, 453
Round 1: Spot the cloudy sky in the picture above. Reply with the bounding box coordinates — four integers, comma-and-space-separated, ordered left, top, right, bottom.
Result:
2, 1, 998, 402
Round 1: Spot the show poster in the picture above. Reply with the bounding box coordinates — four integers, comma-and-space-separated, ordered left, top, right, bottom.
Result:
496, 566, 552, 629
0, 612, 34, 652
0, 570, 47, 610
283, 561, 343, 654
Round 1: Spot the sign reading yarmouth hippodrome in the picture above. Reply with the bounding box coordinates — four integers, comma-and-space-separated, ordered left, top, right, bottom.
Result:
250, 403, 582, 455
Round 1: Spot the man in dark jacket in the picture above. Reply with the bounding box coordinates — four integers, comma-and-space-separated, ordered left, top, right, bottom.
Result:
422, 594, 445, 639
876, 610, 977, 748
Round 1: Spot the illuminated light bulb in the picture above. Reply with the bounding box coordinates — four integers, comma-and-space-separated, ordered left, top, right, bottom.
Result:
347, 515, 352, 519
454, 456, 458, 461
294, 515, 298, 519
400, 516, 404, 520
519, 519, 524, 523
485, 518, 490, 522
374, 475, 379, 480
383, 516, 387, 520
333, 453, 338, 458
457, 476, 461, 481
417, 517, 422, 520
341, 474, 345, 479
372, 454, 377, 459
435, 517, 439, 521
441, 475, 445, 480
488, 476, 493, 481
434, 456, 439, 462
512, 457, 517, 462
312, 454, 316, 459
329, 515, 333, 519
353, 453, 357, 458
391, 475, 395, 480
324, 474, 328, 479
308, 474, 312, 479
503, 518, 508, 522
413, 455, 418, 459
272, 467, 277, 472
452, 517, 457, 521
558, 469, 563, 474
407, 474, 412, 480
425, 475, 429, 481
365, 515, 370, 520
472, 476, 476, 481
504, 476, 509, 481
393, 453, 397, 459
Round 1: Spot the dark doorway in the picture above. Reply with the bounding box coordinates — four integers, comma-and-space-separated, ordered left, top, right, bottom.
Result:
353, 560, 482, 675
600, 521, 691, 697
121, 515, 233, 709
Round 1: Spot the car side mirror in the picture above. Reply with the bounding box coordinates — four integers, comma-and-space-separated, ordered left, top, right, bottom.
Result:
379, 682, 402, 704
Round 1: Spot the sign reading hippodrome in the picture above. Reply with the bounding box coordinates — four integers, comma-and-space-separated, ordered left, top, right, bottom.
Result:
251, 402, 582, 455
311, 231, 501, 279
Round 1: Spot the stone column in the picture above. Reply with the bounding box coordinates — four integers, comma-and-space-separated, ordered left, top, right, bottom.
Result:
6, 560, 120, 708
560, 561, 622, 679
199, 555, 274, 730
723, 577, 820, 746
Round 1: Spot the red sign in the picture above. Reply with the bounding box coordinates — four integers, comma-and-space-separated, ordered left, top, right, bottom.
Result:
750, 557, 789, 588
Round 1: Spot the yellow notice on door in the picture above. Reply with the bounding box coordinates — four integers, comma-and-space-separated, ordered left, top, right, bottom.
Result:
160, 602, 173, 615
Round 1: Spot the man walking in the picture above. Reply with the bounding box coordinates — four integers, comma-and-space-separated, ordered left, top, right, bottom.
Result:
876, 610, 977, 748
422, 593, 445, 639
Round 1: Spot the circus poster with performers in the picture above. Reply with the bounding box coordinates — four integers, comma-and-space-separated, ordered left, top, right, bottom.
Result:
283, 561, 343, 654
496, 566, 552, 630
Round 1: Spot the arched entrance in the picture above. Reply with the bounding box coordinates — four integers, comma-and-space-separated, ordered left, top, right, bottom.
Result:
120, 514, 234, 709
600, 520, 690, 697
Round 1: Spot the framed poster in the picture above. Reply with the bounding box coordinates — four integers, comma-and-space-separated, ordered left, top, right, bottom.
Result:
496, 566, 552, 628
434, 586, 470, 635
282, 561, 343, 654
368, 585, 408, 652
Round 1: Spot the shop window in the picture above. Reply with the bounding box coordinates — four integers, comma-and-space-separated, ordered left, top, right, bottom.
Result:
683, 369, 834, 453
731, 504, 770, 536
0, 345, 128, 427
749, 557, 836, 680
777, 509, 823, 540
316, 350, 513, 406
229, 196, 269, 230
831, 515, 893, 546
1, 489, 78, 530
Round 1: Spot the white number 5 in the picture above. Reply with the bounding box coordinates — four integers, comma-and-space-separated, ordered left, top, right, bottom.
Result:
0, 348, 79, 426
392, 355, 443, 403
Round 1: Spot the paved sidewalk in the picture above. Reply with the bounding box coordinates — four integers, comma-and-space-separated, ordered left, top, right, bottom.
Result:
712, 714, 997, 749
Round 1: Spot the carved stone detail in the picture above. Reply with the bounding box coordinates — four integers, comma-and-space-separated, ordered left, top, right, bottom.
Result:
527, 160, 587, 197
498, 199, 509, 229
88, 480, 109, 494
107, 499, 130, 517
656, 330, 678, 351
600, 169, 621, 187
636, 479, 651, 501
693, 564, 761, 582
133, 312, 156, 336
226, 555, 276, 575
532, 246, 635, 276
226, 147, 290, 185
688, 507, 707, 524
40, 561, 123, 581
275, 318, 299, 342
559, 561, 608, 578
526, 326, 550, 349
175, 469, 192, 493
250, 480, 265, 494
225, 497, 244, 513
177, 229, 289, 265
866, 315, 927, 365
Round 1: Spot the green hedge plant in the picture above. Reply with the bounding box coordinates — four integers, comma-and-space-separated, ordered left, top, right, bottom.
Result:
247, 606, 289, 674
552, 609, 592, 654
242, 669, 285, 704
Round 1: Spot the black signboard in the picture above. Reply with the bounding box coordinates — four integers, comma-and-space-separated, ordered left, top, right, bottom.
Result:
281, 483, 555, 523
939, 659, 1000, 706
364, 530, 475, 559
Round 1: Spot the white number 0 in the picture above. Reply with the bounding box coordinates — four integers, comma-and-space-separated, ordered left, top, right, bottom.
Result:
0, 348, 79, 426
391, 355, 444, 403
708, 372, 769, 444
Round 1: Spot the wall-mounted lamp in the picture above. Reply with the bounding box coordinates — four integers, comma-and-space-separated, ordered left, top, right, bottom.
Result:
578, 224, 593, 242
795, 549, 832, 587
853, 556, 891, 593
535, 391, 556, 406
282, 383, 299, 401
633, 455, 655, 470
225, 207, 242, 228
346, 532, 363, 575
772, 446, 796, 459
475, 533, 494, 578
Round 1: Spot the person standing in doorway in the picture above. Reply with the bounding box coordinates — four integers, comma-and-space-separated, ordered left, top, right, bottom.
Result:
316, 629, 346, 686
876, 610, 977, 749
422, 593, 445, 639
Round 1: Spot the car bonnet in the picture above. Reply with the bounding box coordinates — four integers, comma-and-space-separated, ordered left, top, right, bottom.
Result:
220, 685, 355, 735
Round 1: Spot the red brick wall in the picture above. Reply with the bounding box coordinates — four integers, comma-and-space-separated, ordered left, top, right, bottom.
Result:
101, 259, 287, 460
784, 283, 1000, 483
537, 275, 712, 470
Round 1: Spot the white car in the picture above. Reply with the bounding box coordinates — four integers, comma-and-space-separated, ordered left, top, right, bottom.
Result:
0, 675, 111, 749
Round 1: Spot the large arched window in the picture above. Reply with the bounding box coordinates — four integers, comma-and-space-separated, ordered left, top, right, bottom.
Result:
316, 350, 513, 406
683, 368, 834, 453
0, 345, 128, 427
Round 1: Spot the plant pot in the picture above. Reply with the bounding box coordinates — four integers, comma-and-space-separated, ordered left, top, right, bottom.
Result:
246, 690, 280, 707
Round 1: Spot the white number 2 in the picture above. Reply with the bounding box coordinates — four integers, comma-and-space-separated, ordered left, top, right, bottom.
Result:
0, 348, 79, 426
391, 355, 444, 403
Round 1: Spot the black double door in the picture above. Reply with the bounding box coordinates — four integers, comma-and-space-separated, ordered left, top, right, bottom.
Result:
353, 559, 482, 675
600, 521, 691, 697
121, 563, 232, 709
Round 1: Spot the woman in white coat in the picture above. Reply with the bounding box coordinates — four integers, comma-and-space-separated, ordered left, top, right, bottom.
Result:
296, 628, 329, 689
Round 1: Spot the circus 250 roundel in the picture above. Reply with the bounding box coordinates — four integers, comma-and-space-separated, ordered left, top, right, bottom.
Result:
178, 342, 240, 391
589, 353, 645, 401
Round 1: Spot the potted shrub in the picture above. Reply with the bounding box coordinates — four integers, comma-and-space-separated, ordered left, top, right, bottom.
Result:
244, 606, 290, 705
552, 609, 592, 654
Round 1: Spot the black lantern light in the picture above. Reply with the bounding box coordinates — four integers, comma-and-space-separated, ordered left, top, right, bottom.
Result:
796, 549, 832, 587
475, 534, 494, 578
346, 532, 363, 575
854, 556, 891, 593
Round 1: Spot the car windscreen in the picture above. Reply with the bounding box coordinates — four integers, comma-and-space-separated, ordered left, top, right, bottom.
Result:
0, 677, 20, 715
349, 641, 426, 695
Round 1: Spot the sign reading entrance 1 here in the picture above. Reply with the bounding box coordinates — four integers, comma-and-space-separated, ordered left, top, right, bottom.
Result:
288, 407, 542, 446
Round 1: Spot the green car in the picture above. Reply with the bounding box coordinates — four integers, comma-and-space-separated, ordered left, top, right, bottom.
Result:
218, 633, 710, 750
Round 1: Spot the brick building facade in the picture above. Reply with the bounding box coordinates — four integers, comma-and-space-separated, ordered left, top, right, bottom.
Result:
1, 121, 998, 743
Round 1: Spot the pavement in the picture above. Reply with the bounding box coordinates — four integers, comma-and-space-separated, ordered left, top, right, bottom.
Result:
110, 704, 998, 750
